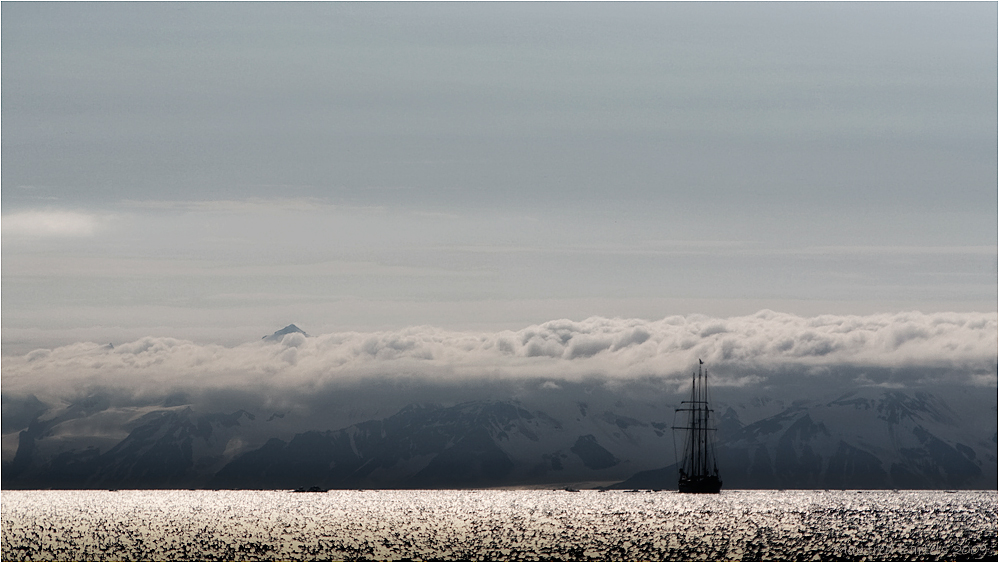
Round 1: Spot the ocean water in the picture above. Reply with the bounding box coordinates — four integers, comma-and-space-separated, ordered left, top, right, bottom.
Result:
2, 489, 996, 561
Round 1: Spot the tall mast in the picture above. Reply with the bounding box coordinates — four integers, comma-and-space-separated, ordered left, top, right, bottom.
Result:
697, 360, 708, 476
700, 363, 707, 475
689, 367, 697, 476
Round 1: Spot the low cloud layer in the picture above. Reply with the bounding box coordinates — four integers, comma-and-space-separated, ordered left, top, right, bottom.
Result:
1, 210, 106, 238
4, 311, 995, 406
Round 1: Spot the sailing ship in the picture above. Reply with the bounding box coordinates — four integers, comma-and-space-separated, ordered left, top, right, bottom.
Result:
673, 359, 722, 493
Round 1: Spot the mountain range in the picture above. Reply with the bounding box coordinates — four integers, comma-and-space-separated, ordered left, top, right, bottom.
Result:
3, 384, 994, 490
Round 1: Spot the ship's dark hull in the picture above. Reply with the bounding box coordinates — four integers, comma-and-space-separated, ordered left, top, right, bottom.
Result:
678, 475, 722, 494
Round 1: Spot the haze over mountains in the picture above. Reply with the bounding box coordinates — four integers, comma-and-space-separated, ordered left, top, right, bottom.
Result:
3, 312, 995, 490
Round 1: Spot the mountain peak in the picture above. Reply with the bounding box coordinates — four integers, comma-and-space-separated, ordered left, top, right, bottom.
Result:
263, 324, 309, 341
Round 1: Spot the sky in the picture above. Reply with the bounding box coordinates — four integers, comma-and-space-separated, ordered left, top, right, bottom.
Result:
2, 2, 997, 358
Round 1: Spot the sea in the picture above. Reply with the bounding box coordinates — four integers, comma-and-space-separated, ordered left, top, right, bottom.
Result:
1, 489, 996, 561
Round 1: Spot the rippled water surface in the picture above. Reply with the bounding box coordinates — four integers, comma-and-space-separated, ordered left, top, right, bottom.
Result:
2, 490, 996, 561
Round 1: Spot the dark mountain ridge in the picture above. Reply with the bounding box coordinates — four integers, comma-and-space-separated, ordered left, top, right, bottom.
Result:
3, 386, 995, 490
263, 324, 308, 341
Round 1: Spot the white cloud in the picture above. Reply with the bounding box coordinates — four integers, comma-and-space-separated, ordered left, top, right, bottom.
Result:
3, 311, 995, 403
1, 211, 104, 238
117, 197, 338, 213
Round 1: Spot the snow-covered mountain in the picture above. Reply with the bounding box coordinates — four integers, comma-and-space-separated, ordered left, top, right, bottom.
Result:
616, 387, 996, 490
262, 324, 309, 342
3, 384, 994, 490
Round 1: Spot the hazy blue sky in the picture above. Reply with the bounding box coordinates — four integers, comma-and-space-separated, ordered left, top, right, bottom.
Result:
2, 2, 996, 353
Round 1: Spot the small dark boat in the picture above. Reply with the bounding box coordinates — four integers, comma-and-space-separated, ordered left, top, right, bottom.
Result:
293, 486, 328, 493
673, 360, 722, 494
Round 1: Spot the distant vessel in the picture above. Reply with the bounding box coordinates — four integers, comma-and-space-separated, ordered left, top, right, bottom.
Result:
673, 360, 722, 493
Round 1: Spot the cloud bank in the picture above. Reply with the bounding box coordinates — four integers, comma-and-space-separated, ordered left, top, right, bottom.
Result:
4, 311, 995, 405
1, 210, 106, 238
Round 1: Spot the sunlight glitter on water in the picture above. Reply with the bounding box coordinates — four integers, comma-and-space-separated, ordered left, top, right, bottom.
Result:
2, 489, 996, 561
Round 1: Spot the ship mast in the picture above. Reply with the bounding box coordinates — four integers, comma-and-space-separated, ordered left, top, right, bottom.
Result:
685, 359, 709, 479
691, 365, 700, 477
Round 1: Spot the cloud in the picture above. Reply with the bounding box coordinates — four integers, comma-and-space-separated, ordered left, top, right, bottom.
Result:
790, 246, 999, 257
1, 210, 105, 238
2, 255, 485, 279
118, 197, 338, 214
3, 311, 995, 406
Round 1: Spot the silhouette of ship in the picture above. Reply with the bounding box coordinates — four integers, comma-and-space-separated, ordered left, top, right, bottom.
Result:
673, 359, 722, 493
